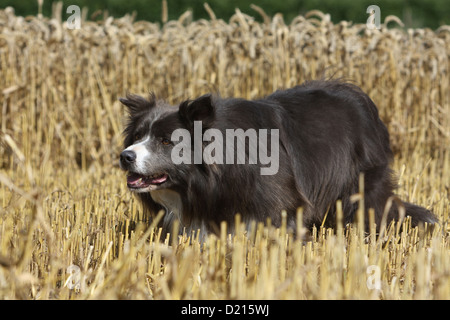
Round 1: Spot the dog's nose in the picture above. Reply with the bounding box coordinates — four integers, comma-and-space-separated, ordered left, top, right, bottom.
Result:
120, 150, 136, 165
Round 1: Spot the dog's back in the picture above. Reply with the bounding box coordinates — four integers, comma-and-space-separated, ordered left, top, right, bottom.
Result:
265, 81, 436, 228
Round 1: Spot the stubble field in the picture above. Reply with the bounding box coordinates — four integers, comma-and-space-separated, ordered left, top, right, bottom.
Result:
0, 6, 449, 299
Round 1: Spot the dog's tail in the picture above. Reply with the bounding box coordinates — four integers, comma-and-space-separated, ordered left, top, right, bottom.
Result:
372, 193, 438, 229
384, 198, 438, 228
402, 201, 438, 226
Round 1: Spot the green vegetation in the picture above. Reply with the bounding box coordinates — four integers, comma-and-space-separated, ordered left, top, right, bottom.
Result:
1, 0, 449, 28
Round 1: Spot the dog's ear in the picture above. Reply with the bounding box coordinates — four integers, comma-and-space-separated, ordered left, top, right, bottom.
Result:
179, 94, 215, 128
119, 93, 156, 114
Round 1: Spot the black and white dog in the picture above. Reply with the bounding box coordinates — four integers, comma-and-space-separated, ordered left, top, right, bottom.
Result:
119, 80, 437, 235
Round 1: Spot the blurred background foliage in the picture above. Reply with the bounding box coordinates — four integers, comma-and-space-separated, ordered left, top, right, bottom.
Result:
1, 0, 449, 28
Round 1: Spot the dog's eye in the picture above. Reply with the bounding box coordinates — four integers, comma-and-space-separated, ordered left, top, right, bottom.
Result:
134, 133, 142, 141
161, 138, 171, 145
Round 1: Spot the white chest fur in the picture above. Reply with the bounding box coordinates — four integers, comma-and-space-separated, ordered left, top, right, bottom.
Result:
150, 189, 182, 218
150, 189, 183, 234
150, 189, 207, 238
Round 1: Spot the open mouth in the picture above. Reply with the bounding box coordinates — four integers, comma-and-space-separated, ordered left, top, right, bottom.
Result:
126, 172, 168, 190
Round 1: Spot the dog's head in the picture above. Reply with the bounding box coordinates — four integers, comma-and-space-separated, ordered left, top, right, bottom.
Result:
119, 93, 215, 193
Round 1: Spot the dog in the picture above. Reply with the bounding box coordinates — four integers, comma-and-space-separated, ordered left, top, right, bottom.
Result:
119, 80, 437, 236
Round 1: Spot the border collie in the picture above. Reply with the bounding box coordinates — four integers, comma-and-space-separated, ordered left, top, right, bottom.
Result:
119, 80, 437, 235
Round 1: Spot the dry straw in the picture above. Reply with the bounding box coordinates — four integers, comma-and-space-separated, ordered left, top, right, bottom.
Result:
0, 4, 449, 299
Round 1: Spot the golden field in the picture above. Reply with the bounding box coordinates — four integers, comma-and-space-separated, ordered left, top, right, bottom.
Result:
0, 5, 449, 299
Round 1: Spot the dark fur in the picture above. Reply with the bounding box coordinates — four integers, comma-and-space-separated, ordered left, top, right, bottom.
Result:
120, 80, 437, 234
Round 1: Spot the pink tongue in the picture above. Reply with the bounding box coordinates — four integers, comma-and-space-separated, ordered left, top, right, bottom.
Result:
127, 173, 168, 187
127, 173, 144, 185
149, 174, 168, 184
